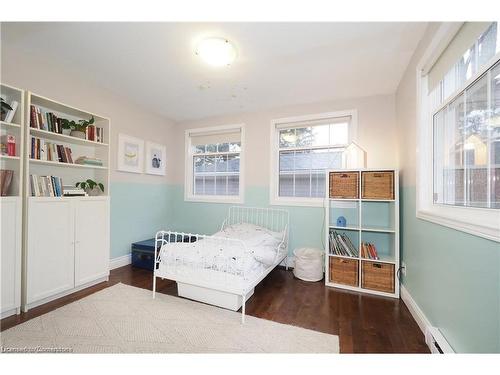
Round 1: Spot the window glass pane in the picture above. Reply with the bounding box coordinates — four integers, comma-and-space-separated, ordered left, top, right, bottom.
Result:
311, 172, 325, 198
217, 143, 229, 152
309, 125, 330, 147
279, 150, 294, 171
194, 176, 204, 195
227, 155, 240, 172
478, 23, 499, 68
194, 156, 204, 173
216, 176, 227, 195
433, 109, 446, 204
330, 122, 348, 145
206, 144, 217, 153
194, 145, 205, 154
279, 174, 294, 196
279, 128, 297, 148
228, 176, 239, 196
491, 63, 500, 208
204, 176, 215, 195
229, 142, 241, 152
204, 156, 215, 172
215, 155, 227, 172
294, 173, 311, 197
464, 74, 489, 208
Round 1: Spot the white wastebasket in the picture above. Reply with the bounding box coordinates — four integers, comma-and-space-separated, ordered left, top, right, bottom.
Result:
293, 247, 324, 282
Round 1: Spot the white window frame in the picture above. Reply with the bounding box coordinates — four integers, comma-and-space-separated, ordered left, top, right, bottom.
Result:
416, 24, 500, 242
184, 123, 245, 204
269, 110, 358, 207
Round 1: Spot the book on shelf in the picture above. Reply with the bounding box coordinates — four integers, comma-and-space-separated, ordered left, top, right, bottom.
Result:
329, 230, 359, 257
62, 184, 87, 197
361, 242, 379, 260
30, 175, 64, 197
30, 136, 74, 164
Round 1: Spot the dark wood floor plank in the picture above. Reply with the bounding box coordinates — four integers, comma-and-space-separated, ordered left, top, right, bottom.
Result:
1, 265, 429, 353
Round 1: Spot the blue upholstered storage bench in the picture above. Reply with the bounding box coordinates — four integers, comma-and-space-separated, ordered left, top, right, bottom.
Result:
131, 235, 196, 271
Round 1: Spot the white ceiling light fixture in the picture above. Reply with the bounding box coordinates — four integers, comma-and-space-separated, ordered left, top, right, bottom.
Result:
196, 37, 237, 67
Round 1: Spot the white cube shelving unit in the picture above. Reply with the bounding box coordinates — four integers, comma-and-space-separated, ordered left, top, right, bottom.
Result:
325, 169, 400, 298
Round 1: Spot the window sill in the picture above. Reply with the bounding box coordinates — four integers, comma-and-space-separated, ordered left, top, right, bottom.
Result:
416, 209, 500, 243
184, 195, 244, 205
269, 196, 327, 208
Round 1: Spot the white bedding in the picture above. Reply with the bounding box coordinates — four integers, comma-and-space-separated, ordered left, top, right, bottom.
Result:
158, 223, 283, 280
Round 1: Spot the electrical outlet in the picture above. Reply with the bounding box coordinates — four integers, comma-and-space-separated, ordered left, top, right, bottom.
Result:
401, 262, 407, 277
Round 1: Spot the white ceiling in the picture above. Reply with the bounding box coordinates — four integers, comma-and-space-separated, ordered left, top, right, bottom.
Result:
1, 22, 427, 122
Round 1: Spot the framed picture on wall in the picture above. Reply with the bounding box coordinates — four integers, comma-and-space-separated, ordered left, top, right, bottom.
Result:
117, 133, 144, 174
145, 141, 166, 176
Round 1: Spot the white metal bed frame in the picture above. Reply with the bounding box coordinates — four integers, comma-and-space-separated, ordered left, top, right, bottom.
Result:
152, 206, 289, 323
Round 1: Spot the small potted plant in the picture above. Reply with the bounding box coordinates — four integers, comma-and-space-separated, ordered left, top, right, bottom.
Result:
76, 179, 104, 196
61, 116, 95, 139
1, 98, 13, 122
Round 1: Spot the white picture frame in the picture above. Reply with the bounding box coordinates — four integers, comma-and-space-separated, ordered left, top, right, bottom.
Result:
117, 133, 144, 174
145, 141, 166, 176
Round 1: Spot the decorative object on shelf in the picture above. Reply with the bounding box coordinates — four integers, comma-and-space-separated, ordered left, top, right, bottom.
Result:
62, 116, 95, 139
74, 156, 103, 166
336, 216, 347, 227
0, 169, 14, 196
343, 141, 367, 169
117, 133, 144, 174
76, 179, 104, 196
1, 97, 13, 121
145, 141, 166, 176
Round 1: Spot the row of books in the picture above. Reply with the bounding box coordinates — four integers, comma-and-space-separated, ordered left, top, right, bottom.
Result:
30, 105, 65, 133
329, 230, 359, 257
1, 98, 19, 123
31, 137, 74, 163
29, 175, 89, 197
361, 242, 379, 260
29, 105, 105, 143
30, 175, 64, 197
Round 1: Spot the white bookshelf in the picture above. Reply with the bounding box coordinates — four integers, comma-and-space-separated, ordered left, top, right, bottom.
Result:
325, 169, 400, 299
22, 91, 111, 311
1, 83, 24, 318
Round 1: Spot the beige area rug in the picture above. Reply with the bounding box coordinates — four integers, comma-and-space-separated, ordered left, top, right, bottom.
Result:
1, 283, 339, 353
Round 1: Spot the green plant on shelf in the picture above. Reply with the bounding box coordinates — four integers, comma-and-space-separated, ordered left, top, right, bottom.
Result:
61, 116, 95, 132
76, 179, 104, 194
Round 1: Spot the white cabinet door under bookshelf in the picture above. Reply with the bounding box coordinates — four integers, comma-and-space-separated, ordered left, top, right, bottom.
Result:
74, 197, 110, 287
1, 197, 22, 316
27, 199, 75, 304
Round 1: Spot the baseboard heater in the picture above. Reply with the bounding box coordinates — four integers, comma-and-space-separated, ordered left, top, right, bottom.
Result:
425, 327, 454, 353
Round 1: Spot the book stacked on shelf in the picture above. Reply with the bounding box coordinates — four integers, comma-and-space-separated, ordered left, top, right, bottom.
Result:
30, 105, 65, 133
86, 125, 104, 143
62, 184, 87, 197
329, 230, 359, 257
30, 175, 63, 197
1, 98, 19, 123
361, 242, 379, 260
74, 156, 103, 166
30, 137, 74, 163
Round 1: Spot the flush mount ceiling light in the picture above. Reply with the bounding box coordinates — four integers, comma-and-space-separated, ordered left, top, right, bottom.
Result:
196, 37, 237, 67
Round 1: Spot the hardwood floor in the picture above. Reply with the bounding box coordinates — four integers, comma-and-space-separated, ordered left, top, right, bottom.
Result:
1, 265, 429, 353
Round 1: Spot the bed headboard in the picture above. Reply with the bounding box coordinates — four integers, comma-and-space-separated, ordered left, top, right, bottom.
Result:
223, 206, 289, 234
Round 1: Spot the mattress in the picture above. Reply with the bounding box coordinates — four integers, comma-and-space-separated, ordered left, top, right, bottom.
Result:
158, 223, 284, 283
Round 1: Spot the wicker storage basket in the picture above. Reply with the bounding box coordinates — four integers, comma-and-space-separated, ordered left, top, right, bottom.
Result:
329, 257, 359, 286
361, 261, 394, 293
329, 171, 359, 199
361, 171, 394, 200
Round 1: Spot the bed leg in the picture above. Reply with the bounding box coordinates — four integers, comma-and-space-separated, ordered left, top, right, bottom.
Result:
241, 295, 246, 324
285, 256, 289, 271
152, 274, 156, 299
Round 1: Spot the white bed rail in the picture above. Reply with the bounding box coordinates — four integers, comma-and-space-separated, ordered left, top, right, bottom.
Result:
152, 206, 289, 323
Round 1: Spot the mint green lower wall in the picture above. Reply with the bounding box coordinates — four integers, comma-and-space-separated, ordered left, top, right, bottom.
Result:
400, 186, 500, 353
169, 186, 325, 254
110, 182, 172, 259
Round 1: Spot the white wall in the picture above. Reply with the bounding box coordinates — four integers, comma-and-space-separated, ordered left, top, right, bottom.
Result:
172, 94, 399, 187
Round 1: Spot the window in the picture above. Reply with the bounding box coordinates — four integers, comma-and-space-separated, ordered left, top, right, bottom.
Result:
270, 110, 357, 206
417, 22, 500, 241
185, 124, 244, 203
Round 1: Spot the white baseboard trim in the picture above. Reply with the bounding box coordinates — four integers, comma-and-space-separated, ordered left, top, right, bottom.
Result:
400, 285, 432, 336
109, 254, 132, 270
